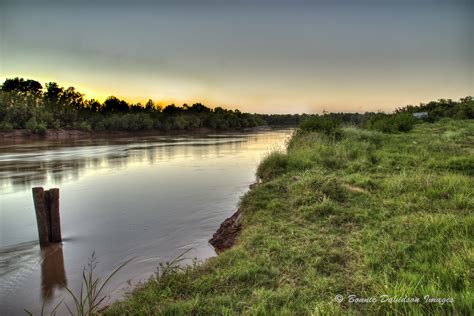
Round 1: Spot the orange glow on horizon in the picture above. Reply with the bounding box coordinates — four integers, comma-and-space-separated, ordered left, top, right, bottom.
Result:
1, 72, 472, 114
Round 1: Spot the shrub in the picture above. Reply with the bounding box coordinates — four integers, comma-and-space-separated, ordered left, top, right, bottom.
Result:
117, 114, 132, 130
78, 121, 92, 131
25, 117, 38, 131
142, 114, 154, 130
153, 119, 163, 130
25, 117, 47, 134
0, 121, 13, 131
365, 112, 417, 133
394, 112, 417, 132
299, 114, 341, 134
52, 119, 62, 129
299, 115, 343, 139
102, 115, 121, 130
173, 116, 190, 130
35, 122, 47, 135
256, 152, 289, 181
93, 119, 106, 131
452, 103, 474, 119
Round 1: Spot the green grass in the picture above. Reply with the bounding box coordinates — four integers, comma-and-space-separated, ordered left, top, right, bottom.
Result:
106, 120, 473, 315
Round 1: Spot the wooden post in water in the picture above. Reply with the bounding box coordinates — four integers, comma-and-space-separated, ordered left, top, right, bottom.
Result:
32, 187, 50, 248
49, 188, 62, 243
32, 187, 62, 247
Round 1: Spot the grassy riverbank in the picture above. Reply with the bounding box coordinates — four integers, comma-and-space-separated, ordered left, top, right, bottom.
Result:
106, 119, 473, 315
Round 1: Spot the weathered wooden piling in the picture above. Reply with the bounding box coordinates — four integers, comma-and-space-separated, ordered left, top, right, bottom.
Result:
32, 187, 62, 247
49, 188, 62, 243
32, 187, 50, 247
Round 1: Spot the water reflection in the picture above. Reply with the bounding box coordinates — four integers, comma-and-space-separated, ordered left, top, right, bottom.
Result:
0, 136, 247, 193
41, 244, 67, 299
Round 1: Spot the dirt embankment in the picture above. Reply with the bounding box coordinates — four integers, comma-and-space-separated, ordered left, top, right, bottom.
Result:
209, 183, 261, 252
209, 208, 243, 253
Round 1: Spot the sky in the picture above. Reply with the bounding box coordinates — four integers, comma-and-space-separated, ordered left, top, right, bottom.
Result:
0, 0, 472, 114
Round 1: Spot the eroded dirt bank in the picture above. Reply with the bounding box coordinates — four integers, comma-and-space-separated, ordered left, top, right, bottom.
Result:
209, 183, 262, 252
209, 207, 243, 253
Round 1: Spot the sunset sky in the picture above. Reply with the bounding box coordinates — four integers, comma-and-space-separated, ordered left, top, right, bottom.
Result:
1, 0, 472, 113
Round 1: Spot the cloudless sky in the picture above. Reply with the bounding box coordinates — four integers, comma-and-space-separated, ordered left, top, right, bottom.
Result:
1, 0, 472, 113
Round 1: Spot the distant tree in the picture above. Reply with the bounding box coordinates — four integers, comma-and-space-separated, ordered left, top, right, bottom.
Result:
60, 87, 84, 110
129, 103, 144, 112
214, 106, 225, 114
86, 99, 101, 112
2, 77, 42, 95
1, 78, 43, 111
162, 104, 182, 115
184, 103, 211, 114
44, 82, 64, 110
102, 96, 129, 113
145, 99, 155, 112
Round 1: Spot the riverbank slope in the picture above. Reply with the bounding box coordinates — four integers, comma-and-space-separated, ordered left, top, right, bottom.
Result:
106, 119, 473, 315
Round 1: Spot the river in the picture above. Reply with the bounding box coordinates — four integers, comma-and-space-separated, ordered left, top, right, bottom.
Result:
0, 128, 293, 315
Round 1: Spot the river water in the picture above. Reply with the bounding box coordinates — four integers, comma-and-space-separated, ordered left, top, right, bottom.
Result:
0, 128, 293, 315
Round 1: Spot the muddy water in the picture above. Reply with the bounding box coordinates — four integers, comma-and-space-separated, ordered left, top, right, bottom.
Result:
0, 128, 293, 315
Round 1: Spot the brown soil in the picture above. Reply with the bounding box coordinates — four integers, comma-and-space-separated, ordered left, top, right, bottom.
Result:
209, 182, 262, 252
209, 208, 243, 253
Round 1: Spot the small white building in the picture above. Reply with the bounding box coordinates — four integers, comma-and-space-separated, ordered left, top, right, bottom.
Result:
413, 112, 428, 119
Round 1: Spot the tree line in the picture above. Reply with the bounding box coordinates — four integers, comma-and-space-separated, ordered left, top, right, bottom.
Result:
0, 78, 307, 133
1, 77, 472, 134
299, 97, 473, 136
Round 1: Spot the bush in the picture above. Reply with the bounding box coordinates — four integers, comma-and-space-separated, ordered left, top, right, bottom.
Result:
394, 112, 417, 132
153, 119, 163, 130
365, 112, 417, 133
2, 96, 33, 128
172, 116, 189, 130
35, 122, 47, 135
0, 121, 13, 131
256, 152, 289, 181
52, 119, 62, 129
25, 117, 47, 134
299, 115, 343, 139
93, 119, 106, 131
103, 115, 121, 130
78, 121, 92, 131
117, 114, 131, 130
142, 114, 154, 130
453, 103, 474, 120
25, 117, 38, 131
